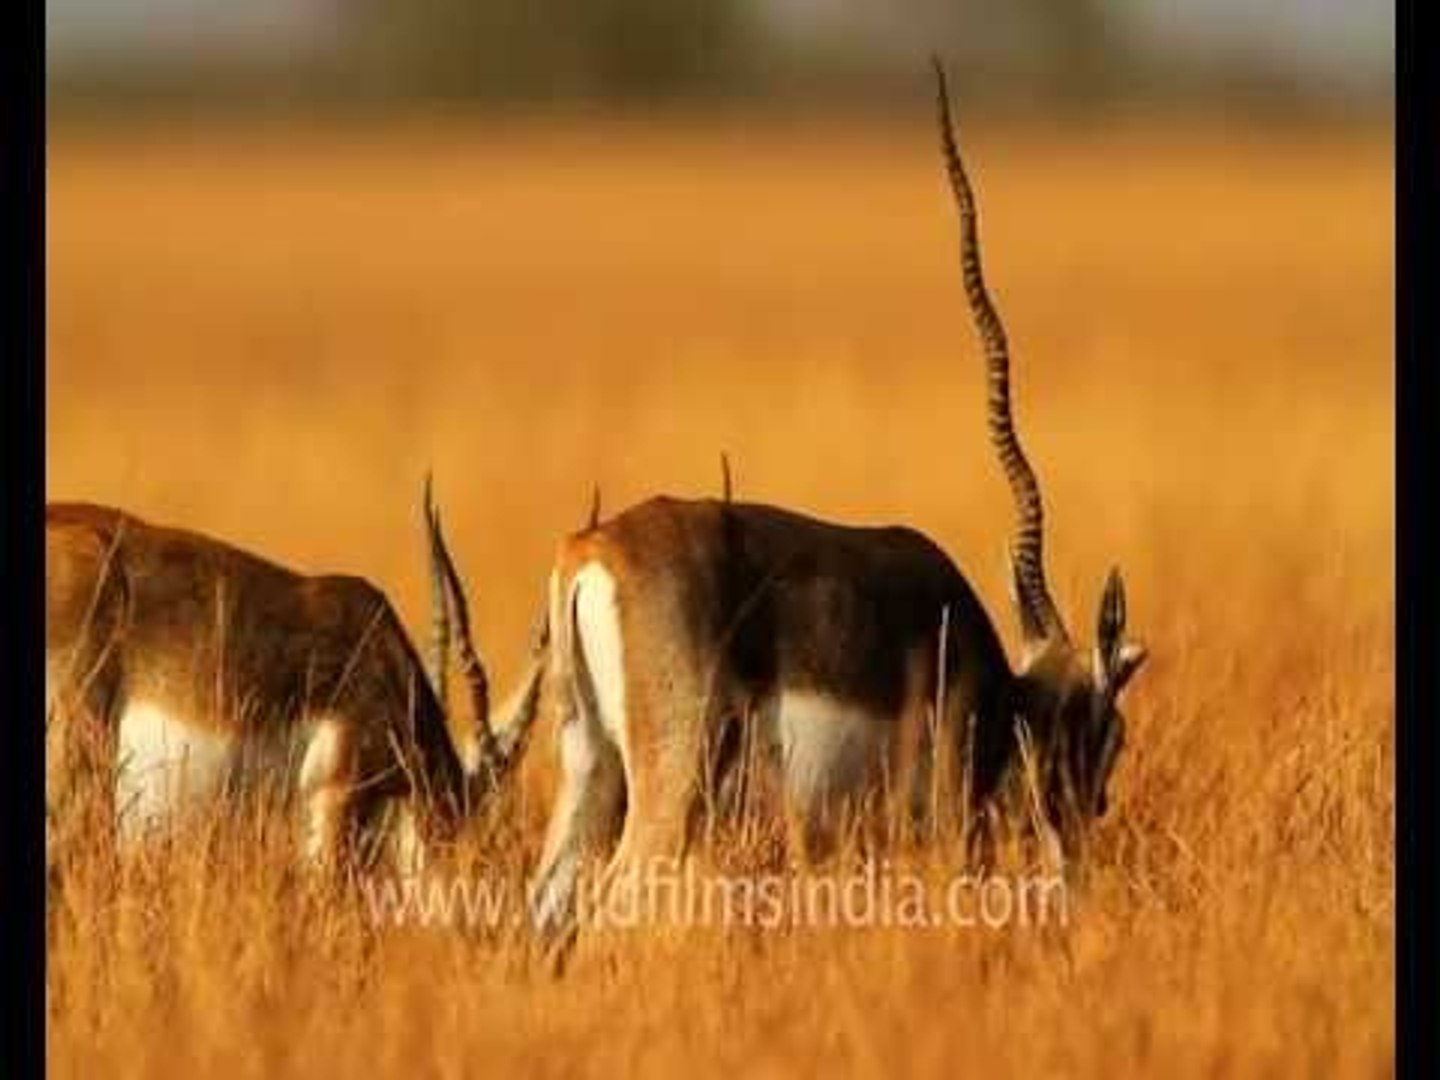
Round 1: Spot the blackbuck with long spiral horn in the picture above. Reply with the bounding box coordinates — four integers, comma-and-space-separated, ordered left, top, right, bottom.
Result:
528, 62, 1147, 939
45, 485, 545, 871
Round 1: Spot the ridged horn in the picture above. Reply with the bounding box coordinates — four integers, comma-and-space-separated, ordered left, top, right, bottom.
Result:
423, 471, 450, 707
423, 480, 498, 770
932, 57, 1066, 644
492, 606, 549, 766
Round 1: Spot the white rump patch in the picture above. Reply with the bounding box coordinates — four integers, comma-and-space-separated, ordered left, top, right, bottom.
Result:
572, 563, 627, 752
115, 700, 233, 842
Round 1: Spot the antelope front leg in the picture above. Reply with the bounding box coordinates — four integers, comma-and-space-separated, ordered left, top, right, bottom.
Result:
298, 715, 363, 875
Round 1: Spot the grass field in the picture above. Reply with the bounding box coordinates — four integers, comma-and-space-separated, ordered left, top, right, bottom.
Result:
48, 116, 1393, 1077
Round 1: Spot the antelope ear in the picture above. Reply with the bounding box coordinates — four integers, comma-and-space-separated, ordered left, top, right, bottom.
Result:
1109, 641, 1148, 694
1096, 567, 1127, 663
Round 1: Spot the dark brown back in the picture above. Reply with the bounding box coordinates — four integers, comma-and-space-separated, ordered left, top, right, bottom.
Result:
45, 502, 466, 808
594, 496, 1012, 721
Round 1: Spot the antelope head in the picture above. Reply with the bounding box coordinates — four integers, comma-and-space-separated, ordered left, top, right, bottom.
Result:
934, 59, 1148, 841
1006, 562, 1147, 830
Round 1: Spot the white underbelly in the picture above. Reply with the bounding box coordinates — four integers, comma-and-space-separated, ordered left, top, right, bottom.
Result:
114, 700, 240, 842
771, 690, 890, 812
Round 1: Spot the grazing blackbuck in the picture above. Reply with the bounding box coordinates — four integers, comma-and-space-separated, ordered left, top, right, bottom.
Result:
527, 63, 1147, 938
45, 484, 545, 872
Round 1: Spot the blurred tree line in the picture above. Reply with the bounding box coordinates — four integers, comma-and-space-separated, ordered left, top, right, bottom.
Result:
346, 0, 757, 102
342, 0, 1125, 105
47, 0, 1386, 115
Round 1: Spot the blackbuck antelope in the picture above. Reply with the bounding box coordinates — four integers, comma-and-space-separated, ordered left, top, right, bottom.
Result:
45, 486, 545, 871
528, 64, 1147, 937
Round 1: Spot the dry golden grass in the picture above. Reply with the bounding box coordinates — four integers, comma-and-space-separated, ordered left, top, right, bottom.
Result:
48, 117, 1392, 1078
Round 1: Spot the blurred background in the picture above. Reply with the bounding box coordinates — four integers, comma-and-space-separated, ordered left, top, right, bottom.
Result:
46, 0, 1393, 672
48, 12, 1394, 1073
49, 0, 1392, 116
